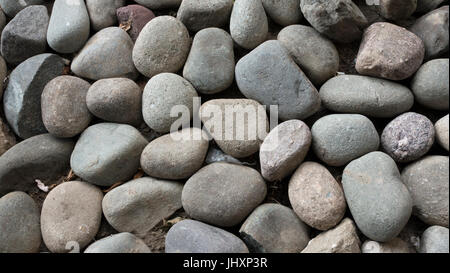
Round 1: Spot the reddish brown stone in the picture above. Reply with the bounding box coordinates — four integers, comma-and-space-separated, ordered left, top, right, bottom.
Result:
117, 4, 155, 42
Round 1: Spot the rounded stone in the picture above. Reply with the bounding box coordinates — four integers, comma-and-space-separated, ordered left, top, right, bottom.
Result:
230, 0, 268, 50
41, 76, 92, 138
132, 16, 190, 78
289, 162, 346, 231
0, 192, 41, 253
419, 226, 449, 253
141, 128, 209, 180
102, 177, 183, 236
239, 203, 310, 253
362, 238, 413, 253
41, 181, 103, 253
86, 0, 125, 31
260, 120, 311, 182
142, 73, 198, 134
311, 114, 380, 167
134, 0, 181, 10
411, 58, 449, 110
262, 0, 302, 26
401, 156, 449, 227
84, 232, 151, 253
86, 78, 142, 126
182, 162, 267, 227
165, 219, 249, 253
435, 114, 449, 151
0, 0, 44, 17
177, 0, 233, 32
381, 112, 435, 163
70, 123, 148, 186
183, 28, 235, 95
320, 75, 414, 118
342, 152, 413, 242
116, 4, 155, 42
378, 0, 417, 20
277, 25, 339, 86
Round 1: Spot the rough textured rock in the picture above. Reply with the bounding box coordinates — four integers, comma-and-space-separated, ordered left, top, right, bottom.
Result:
86, 0, 125, 31
342, 152, 413, 242
177, 0, 233, 32
356, 22, 425, 81
183, 28, 234, 94
381, 112, 435, 163
84, 232, 151, 253
132, 16, 190, 78
0, 5, 49, 65
41, 181, 103, 253
378, 0, 417, 20
86, 78, 142, 126
416, 0, 444, 13
262, 0, 302, 26
182, 162, 267, 227
70, 123, 148, 187
235, 40, 321, 121
410, 6, 448, 60
41, 76, 92, 138
71, 27, 138, 80
3, 53, 64, 139
239, 203, 310, 253
362, 238, 413, 253
411, 59, 449, 110
402, 156, 449, 227
260, 120, 311, 182
199, 99, 268, 158
166, 219, 249, 253
435, 115, 449, 151
103, 177, 183, 236
142, 73, 198, 134
320, 75, 414, 118
419, 226, 449, 253
300, 0, 368, 43
0, 118, 16, 156
289, 162, 347, 231
311, 114, 380, 167
301, 218, 361, 253
0, 192, 41, 253
230, 0, 268, 50
47, 0, 90, 54
277, 25, 339, 86
116, 4, 155, 42
141, 128, 209, 180
134, 0, 181, 10
0, 0, 44, 17
0, 134, 74, 196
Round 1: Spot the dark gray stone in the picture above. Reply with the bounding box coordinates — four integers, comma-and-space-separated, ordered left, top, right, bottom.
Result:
86, 0, 125, 31
0, 0, 44, 17
230, 0, 268, 49
419, 226, 449, 253
378, 0, 417, 20
177, 0, 233, 32
84, 232, 151, 253
262, 0, 302, 26
416, 0, 444, 13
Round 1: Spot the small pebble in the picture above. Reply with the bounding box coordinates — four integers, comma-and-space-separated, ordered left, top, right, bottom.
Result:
419, 226, 449, 253
435, 115, 449, 151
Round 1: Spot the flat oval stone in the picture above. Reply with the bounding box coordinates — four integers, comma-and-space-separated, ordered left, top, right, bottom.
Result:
41, 76, 92, 138
86, 78, 142, 126
165, 219, 249, 253
235, 40, 321, 121
183, 28, 234, 95
419, 226, 449, 253
70, 123, 148, 186
0, 134, 74, 196
0, 192, 41, 253
378, 0, 417, 20
142, 73, 198, 134
0, 5, 49, 65
84, 232, 151, 253
289, 162, 347, 231
320, 75, 414, 118
260, 120, 311, 182
141, 128, 209, 180
0, 0, 44, 17
103, 177, 183, 236
86, 0, 125, 31
342, 152, 413, 242
362, 238, 413, 253
71, 27, 138, 81
177, 0, 233, 32
262, 0, 302, 26
402, 156, 449, 227
311, 114, 380, 167
411, 58, 449, 110
47, 0, 90, 54
134, 0, 181, 9
230, 0, 268, 50
182, 162, 267, 227
239, 203, 310, 253
381, 112, 435, 163
277, 25, 339, 86
356, 22, 425, 81
0, 117, 16, 156
116, 4, 155, 42
41, 181, 103, 253
3, 53, 65, 139
132, 16, 190, 78
435, 114, 449, 151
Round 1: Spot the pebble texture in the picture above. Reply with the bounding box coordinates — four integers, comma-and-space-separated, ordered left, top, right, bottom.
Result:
435, 115, 449, 151
86, 0, 125, 31
116, 4, 155, 42
362, 238, 413, 253
342, 152, 413, 242
177, 0, 233, 32
378, 0, 417, 20
381, 112, 435, 163
166, 219, 249, 253
419, 226, 449, 253
262, 0, 302, 26
182, 162, 267, 227
0, 0, 44, 17
84, 233, 151, 253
